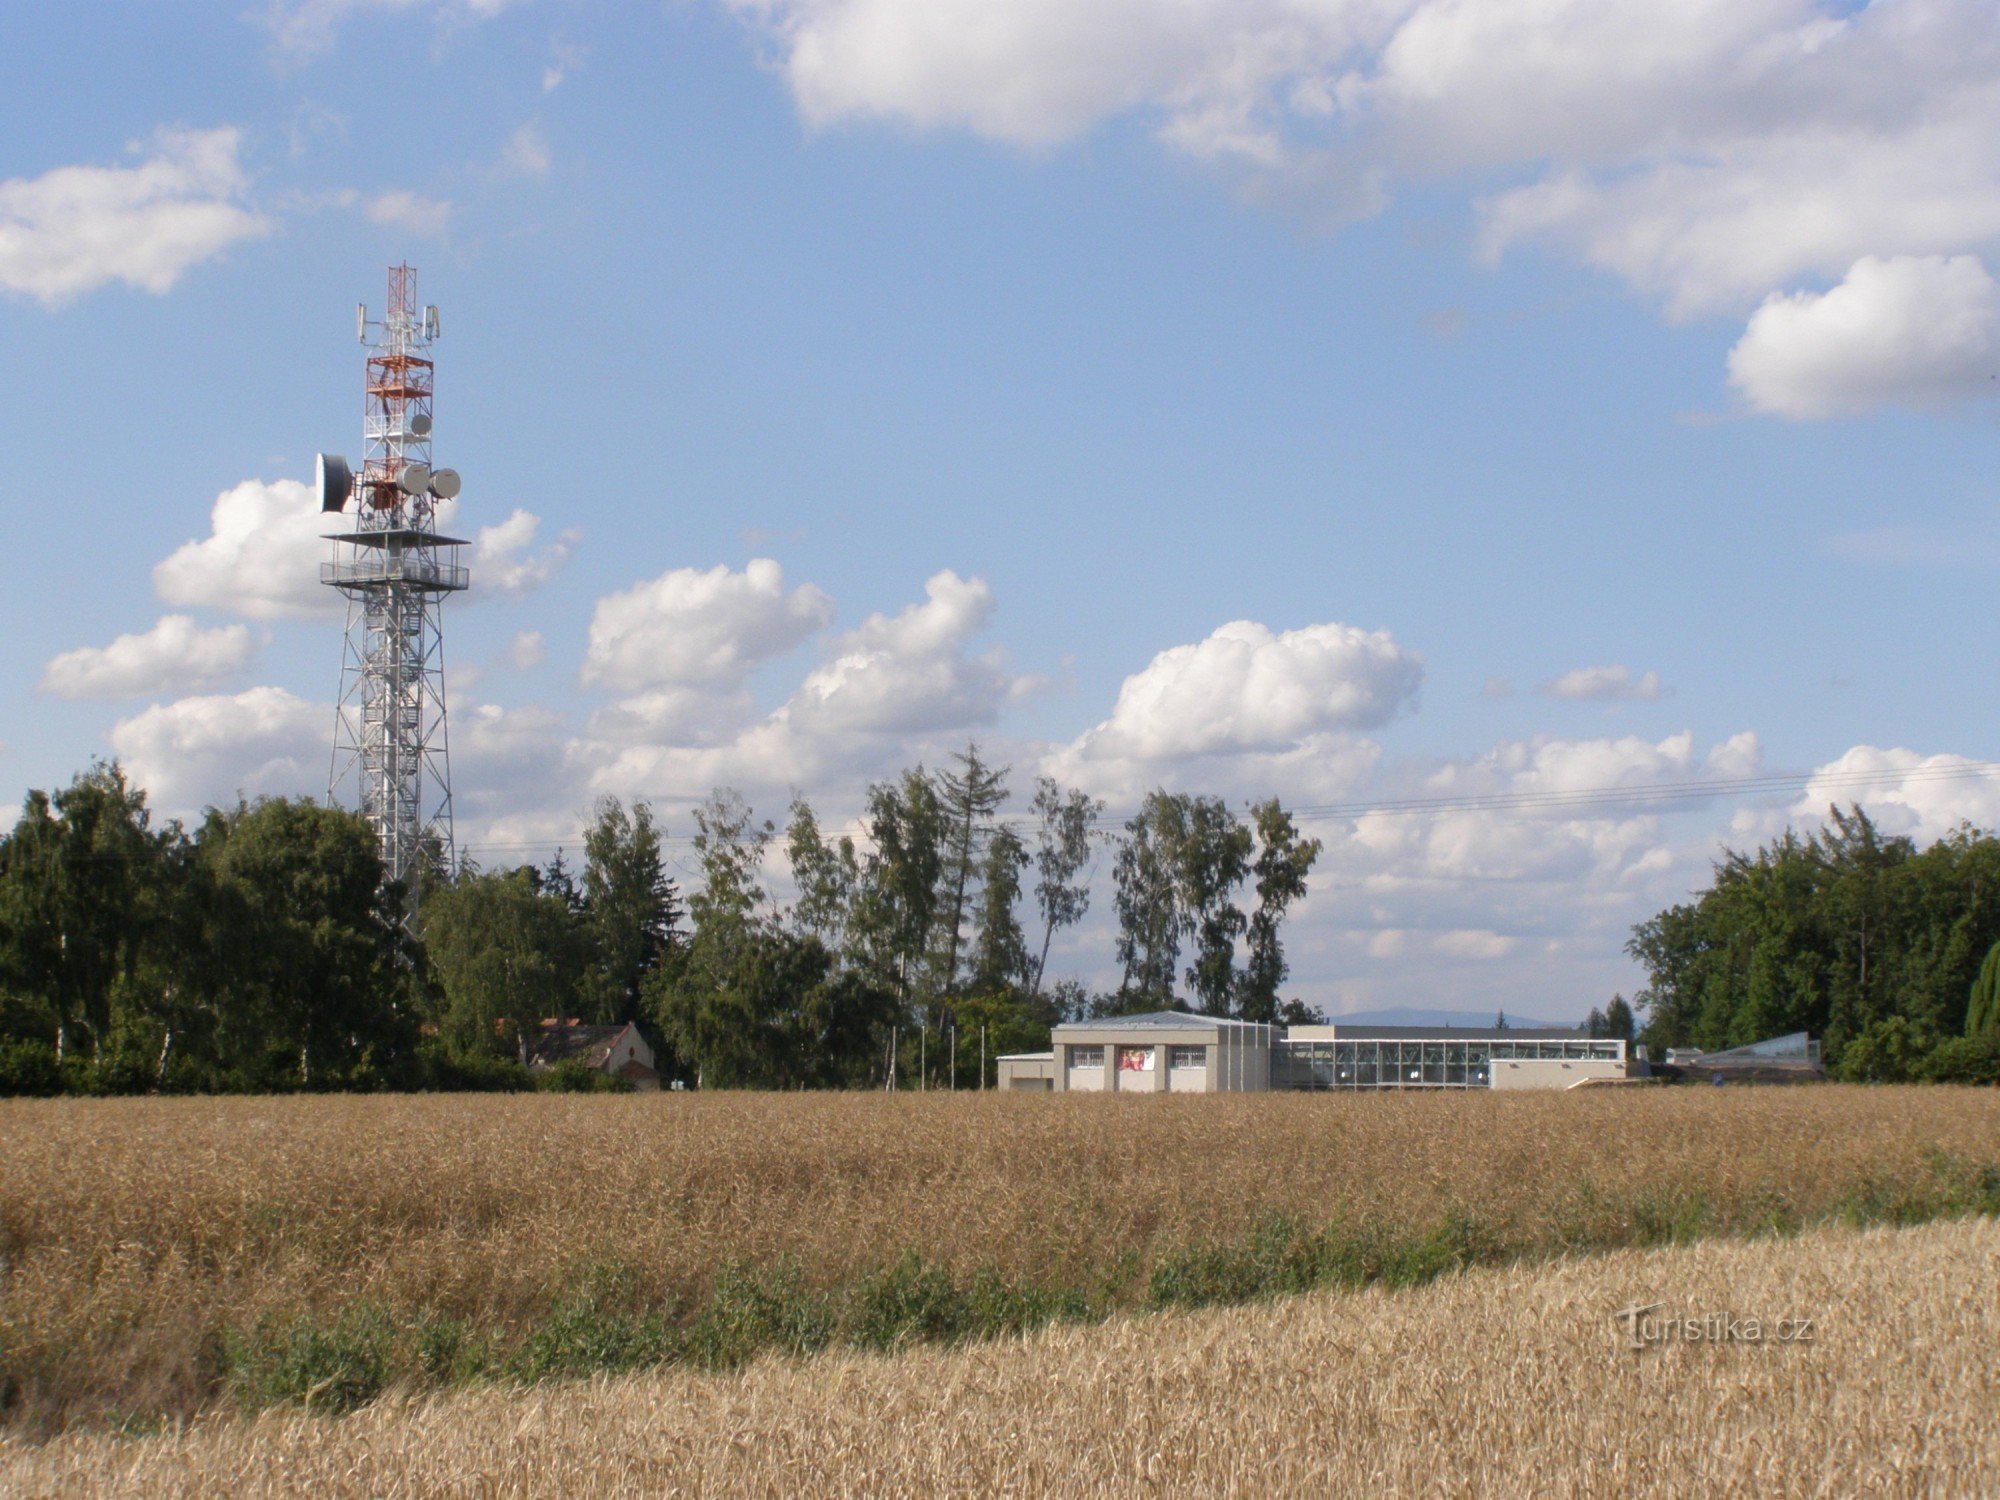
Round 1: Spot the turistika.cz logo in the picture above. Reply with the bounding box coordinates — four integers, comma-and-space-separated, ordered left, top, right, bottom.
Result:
1614, 1302, 1817, 1353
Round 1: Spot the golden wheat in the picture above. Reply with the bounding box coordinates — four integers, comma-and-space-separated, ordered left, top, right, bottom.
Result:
2, 1086, 1997, 1431
5, 1214, 1995, 1497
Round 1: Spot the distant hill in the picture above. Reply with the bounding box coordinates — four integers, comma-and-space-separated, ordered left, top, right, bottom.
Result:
1318, 1006, 1571, 1030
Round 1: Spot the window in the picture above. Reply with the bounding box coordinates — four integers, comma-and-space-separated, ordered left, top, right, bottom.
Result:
1169, 1046, 1207, 1070
1068, 1046, 1104, 1069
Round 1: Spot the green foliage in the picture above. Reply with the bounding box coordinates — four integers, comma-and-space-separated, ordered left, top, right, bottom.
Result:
650, 924, 895, 1089
784, 798, 856, 949
0, 764, 161, 1063
928, 744, 1011, 998
0, 755, 1325, 1098
939, 989, 1058, 1086
1113, 794, 1186, 1006
1235, 799, 1322, 1023
579, 797, 682, 1025
415, 1042, 535, 1092
844, 1254, 968, 1349
685, 1262, 836, 1368
968, 825, 1031, 996
201, 796, 415, 1088
1114, 790, 1312, 1017
847, 768, 947, 1007
1917, 1035, 2000, 1085
506, 1301, 669, 1382
225, 1307, 395, 1414
1029, 777, 1102, 996
0, 1038, 60, 1096
1586, 995, 1637, 1042
421, 867, 583, 1058
1837, 1016, 1936, 1082
1146, 1211, 1495, 1309
534, 1057, 629, 1093
1630, 806, 2000, 1076
1967, 940, 2000, 1038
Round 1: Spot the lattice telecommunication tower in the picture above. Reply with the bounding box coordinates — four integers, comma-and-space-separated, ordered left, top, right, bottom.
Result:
316, 264, 467, 907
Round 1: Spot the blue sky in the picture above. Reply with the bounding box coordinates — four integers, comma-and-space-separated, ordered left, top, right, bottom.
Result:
4, 1, 1998, 1018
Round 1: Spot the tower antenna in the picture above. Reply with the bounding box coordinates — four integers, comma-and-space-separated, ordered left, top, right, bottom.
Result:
317, 263, 468, 912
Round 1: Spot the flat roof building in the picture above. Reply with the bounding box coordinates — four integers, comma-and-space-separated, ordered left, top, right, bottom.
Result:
1281, 1023, 1629, 1091
1046, 1012, 1278, 1093
998, 1015, 1634, 1094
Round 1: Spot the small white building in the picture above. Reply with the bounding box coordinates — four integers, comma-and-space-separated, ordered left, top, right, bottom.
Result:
1012, 1012, 1280, 1093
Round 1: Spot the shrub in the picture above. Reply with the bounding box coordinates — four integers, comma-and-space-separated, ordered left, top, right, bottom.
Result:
844, 1256, 969, 1350
533, 1058, 628, 1093
1918, 1036, 2000, 1086
687, 1263, 835, 1368
226, 1309, 394, 1414
0, 1039, 61, 1097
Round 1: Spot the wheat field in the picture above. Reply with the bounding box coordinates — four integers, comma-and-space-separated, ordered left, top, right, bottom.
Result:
5, 1213, 1995, 1497
3, 1086, 1998, 1431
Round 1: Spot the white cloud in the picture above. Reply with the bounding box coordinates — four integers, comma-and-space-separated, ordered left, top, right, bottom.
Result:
1074, 620, 1422, 761
1794, 745, 2000, 844
583, 568, 1025, 800
451, 701, 575, 829
1544, 664, 1664, 701
1431, 929, 1517, 961
583, 558, 834, 692
543, 39, 586, 93
109, 686, 323, 819
1044, 619, 1420, 803
788, 569, 1018, 736
505, 630, 546, 671
261, 0, 524, 60
365, 190, 452, 239
1729, 255, 2000, 418
499, 122, 552, 181
730, 0, 2000, 413
40, 615, 255, 700
154, 478, 338, 621
471, 509, 574, 597
0, 127, 268, 305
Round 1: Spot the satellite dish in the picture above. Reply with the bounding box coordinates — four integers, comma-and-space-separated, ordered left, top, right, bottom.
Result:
397, 462, 432, 496
428, 467, 461, 499
408, 412, 432, 438
316, 453, 353, 513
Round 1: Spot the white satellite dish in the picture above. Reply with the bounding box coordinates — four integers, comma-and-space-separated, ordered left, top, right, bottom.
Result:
428, 467, 461, 499
397, 462, 432, 496
316, 453, 353, 513
408, 412, 432, 438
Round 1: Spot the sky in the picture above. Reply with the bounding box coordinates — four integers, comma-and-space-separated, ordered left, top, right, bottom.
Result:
3, 0, 1998, 1021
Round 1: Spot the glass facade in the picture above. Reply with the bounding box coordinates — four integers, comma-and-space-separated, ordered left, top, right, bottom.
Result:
1274, 1038, 1621, 1090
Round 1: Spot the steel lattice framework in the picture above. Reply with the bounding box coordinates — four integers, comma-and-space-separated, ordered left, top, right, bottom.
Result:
322, 264, 467, 906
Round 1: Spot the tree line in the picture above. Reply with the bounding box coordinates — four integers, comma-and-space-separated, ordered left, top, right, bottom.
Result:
1627, 805, 2000, 1083
0, 749, 1323, 1094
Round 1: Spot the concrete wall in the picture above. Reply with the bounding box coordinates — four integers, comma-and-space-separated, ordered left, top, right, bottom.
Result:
997, 1055, 1054, 1091
1490, 1057, 1629, 1090
1049, 1026, 1281, 1092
